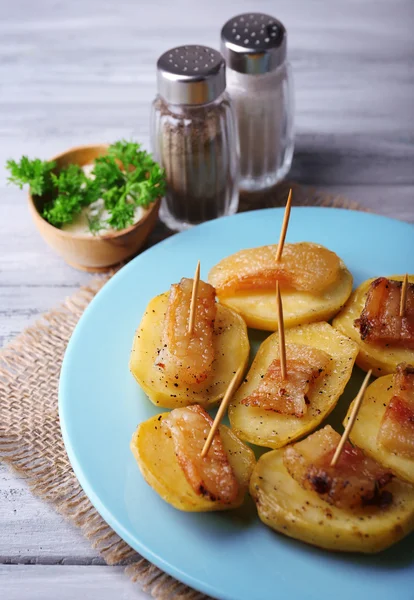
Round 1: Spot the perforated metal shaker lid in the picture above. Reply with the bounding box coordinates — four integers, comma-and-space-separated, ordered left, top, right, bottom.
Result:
157, 45, 226, 105
221, 13, 287, 74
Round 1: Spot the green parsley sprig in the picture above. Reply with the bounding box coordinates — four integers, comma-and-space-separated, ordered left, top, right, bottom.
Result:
6, 141, 166, 234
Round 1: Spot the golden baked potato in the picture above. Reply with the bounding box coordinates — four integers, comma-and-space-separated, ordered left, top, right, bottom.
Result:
208, 243, 353, 331
229, 322, 358, 448
130, 292, 249, 408
333, 275, 414, 376
250, 447, 414, 553
131, 413, 255, 511
345, 374, 414, 484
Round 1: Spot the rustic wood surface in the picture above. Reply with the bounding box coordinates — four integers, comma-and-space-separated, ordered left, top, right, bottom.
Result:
1, 0, 413, 598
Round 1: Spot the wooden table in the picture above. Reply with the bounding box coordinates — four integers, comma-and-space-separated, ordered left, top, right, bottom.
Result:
1, 1, 413, 598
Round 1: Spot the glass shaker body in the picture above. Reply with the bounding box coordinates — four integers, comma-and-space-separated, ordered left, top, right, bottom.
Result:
221, 13, 294, 192
226, 62, 294, 192
151, 93, 239, 232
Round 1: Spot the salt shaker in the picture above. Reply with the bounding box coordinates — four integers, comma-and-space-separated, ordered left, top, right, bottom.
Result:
151, 45, 239, 231
221, 13, 294, 191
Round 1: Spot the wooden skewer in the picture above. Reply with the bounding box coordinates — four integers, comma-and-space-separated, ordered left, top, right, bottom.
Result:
188, 260, 201, 335
201, 365, 243, 458
276, 281, 287, 380
330, 369, 372, 467
275, 188, 293, 262
399, 273, 408, 317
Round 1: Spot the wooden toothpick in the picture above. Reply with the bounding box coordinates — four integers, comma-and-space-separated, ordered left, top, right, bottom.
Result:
400, 273, 408, 317
201, 365, 243, 458
188, 260, 201, 335
330, 369, 372, 467
273, 189, 291, 377
275, 188, 293, 262
276, 281, 287, 380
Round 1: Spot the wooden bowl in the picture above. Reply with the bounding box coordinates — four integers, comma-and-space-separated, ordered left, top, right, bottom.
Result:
28, 144, 160, 272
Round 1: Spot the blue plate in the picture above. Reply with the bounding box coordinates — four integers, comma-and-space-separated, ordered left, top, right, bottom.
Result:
60, 208, 414, 600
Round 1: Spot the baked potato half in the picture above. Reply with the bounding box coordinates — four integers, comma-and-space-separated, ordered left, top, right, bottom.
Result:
345, 374, 414, 484
333, 275, 414, 376
229, 322, 358, 448
208, 251, 352, 332
131, 413, 255, 511
250, 448, 414, 553
130, 292, 249, 408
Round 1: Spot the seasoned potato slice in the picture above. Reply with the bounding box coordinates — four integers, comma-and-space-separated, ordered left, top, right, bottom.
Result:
131, 413, 255, 511
345, 375, 414, 484
333, 275, 414, 376
209, 261, 352, 332
130, 293, 249, 408
229, 322, 358, 448
250, 448, 414, 553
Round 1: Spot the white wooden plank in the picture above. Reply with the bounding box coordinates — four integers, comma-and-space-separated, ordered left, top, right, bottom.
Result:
0, 465, 100, 563
2, 131, 413, 187
305, 185, 414, 223
0, 565, 151, 600
0, 0, 413, 186
0, 283, 89, 347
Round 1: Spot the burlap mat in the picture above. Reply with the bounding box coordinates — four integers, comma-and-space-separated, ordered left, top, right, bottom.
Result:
0, 183, 363, 600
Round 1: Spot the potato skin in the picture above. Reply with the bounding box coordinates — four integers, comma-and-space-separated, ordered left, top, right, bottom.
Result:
229, 322, 358, 448
250, 448, 414, 553
209, 261, 352, 332
130, 293, 249, 409
131, 413, 256, 512
333, 275, 414, 377
345, 375, 414, 484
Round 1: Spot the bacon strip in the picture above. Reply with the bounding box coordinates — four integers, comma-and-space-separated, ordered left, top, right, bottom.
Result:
377, 363, 414, 458
163, 405, 239, 503
283, 426, 393, 510
208, 242, 341, 296
241, 344, 330, 417
355, 277, 414, 349
155, 278, 216, 384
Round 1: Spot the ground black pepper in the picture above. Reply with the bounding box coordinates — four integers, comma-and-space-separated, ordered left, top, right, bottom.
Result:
152, 96, 238, 226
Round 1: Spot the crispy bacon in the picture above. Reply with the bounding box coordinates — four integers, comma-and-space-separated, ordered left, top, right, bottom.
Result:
377, 363, 414, 458
241, 344, 330, 417
155, 278, 216, 384
283, 426, 393, 510
208, 242, 341, 296
355, 277, 414, 349
163, 405, 239, 503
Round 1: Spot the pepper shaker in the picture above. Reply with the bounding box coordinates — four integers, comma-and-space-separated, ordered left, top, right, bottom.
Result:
151, 45, 239, 231
221, 13, 294, 192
